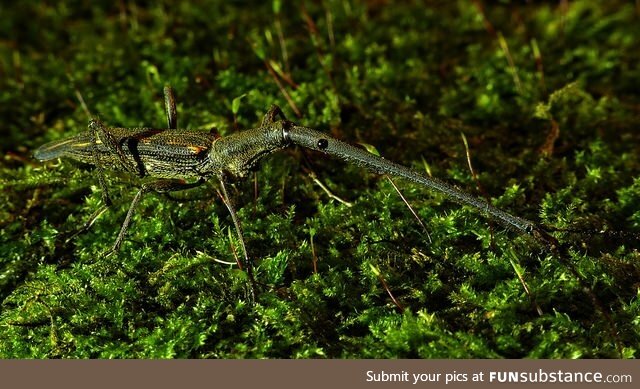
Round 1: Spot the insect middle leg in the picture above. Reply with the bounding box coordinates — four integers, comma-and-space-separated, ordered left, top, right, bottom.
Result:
75, 118, 142, 242
216, 175, 263, 300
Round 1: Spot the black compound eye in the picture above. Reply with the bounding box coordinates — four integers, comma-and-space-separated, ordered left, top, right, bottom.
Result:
317, 138, 328, 150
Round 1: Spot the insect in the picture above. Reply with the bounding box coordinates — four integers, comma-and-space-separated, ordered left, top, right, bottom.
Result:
34, 86, 557, 281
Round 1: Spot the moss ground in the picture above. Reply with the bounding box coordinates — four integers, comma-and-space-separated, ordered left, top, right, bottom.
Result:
1, 1, 639, 358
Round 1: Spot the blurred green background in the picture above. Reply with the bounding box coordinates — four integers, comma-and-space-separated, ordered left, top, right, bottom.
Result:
1, 1, 639, 358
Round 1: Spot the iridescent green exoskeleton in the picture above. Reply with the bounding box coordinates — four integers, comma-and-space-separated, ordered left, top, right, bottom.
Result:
34, 87, 558, 287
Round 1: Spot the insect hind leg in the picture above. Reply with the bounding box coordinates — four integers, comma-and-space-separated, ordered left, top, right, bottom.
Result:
89, 119, 139, 175
103, 179, 204, 257
163, 85, 178, 129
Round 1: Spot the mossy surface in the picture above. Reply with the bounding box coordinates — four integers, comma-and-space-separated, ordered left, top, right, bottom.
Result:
1, 1, 639, 358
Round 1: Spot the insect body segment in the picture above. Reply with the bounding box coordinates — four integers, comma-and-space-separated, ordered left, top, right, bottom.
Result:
36, 124, 218, 179
208, 122, 291, 178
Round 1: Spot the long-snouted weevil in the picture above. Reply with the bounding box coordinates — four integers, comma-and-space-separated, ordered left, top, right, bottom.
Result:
34, 86, 558, 281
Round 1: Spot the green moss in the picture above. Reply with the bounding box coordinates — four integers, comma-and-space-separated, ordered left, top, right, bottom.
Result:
1, 1, 639, 358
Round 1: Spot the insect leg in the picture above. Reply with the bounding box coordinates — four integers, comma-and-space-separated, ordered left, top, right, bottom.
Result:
89, 119, 139, 175
103, 178, 204, 257
261, 104, 287, 127
163, 85, 177, 129
218, 176, 258, 298
65, 204, 110, 244
66, 116, 129, 245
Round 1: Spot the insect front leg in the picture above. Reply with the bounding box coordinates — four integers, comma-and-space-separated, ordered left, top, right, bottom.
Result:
103, 178, 204, 257
261, 104, 287, 127
64, 204, 110, 244
64, 115, 127, 244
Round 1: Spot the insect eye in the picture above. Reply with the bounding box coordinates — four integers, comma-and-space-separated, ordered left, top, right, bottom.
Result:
317, 138, 328, 150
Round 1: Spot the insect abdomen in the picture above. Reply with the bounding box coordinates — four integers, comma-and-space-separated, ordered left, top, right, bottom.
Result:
34, 128, 217, 179
33, 133, 95, 161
